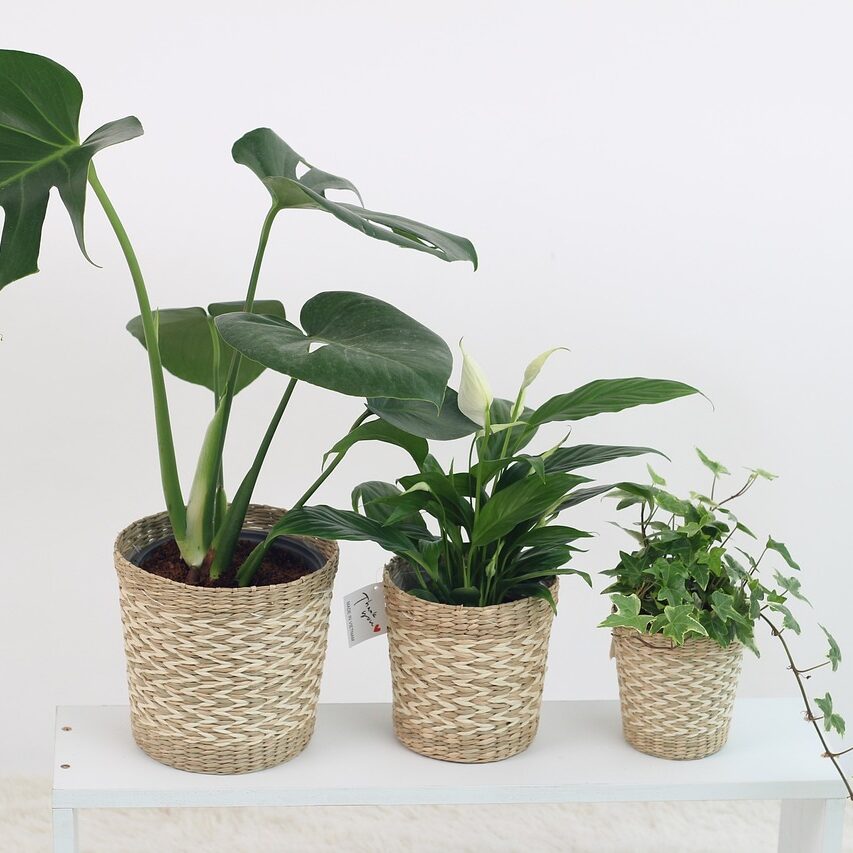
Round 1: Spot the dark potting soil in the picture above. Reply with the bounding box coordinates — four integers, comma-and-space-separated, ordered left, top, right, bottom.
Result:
138, 538, 315, 588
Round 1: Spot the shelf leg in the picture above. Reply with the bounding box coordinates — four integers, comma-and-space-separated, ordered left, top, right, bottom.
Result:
52, 808, 79, 853
778, 798, 844, 853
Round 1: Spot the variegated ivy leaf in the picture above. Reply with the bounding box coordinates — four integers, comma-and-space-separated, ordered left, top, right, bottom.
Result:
814, 693, 846, 737
710, 589, 751, 627
748, 467, 778, 481
773, 570, 811, 605
651, 604, 708, 645
766, 537, 801, 571
768, 601, 801, 635
821, 625, 842, 671
696, 447, 730, 478
597, 593, 654, 634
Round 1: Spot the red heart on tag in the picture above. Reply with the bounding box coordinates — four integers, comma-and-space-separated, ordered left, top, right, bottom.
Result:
373, 624, 381, 633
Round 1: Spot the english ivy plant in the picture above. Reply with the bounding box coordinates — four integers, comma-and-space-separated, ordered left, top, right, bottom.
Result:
225, 343, 701, 602
0, 50, 477, 584
600, 449, 851, 799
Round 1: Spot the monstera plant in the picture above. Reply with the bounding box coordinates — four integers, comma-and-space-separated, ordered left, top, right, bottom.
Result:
0, 50, 478, 584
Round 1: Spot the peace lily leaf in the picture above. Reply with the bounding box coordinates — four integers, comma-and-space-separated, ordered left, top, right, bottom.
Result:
367, 388, 479, 440
773, 570, 811, 605
528, 378, 701, 427
232, 128, 477, 267
821, 625, 842, 671
545, 444, 666, 473
710, 589, 751, 627
323, 419, 428, 468
598, 593, 654, 633
472, 472, 585, 546
513, 525, 593, 549
520, 347, 568, 393
451, 587, 480, 606
215, 291, 451, 406
127, 300, 285, 396
696, 448, 730, 478
457, 340, 493, 426
814, 693, 846, 737
409, 588, 440, 603
557, 483, 615, 511
768, 601, 801, 635
0, 50, 144, 287
657, 604, 709, 645
352, 481, 433, 540
766, 537, 801, 571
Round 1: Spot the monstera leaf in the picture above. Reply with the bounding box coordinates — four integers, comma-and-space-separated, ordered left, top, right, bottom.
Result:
232, 128, 477, 268
126, 300, 285, 396
215, 291, 452, 407
0, 50, 143, 288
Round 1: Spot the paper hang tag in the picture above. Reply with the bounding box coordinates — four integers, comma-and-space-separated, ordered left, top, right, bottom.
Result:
343, 583, 387, 647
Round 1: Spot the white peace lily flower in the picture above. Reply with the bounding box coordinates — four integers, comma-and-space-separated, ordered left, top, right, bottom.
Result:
521, 346, 569, 393
458, 339, 493, 426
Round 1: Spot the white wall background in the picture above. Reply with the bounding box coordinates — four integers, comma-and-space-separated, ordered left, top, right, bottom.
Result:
1, 0, 851, 775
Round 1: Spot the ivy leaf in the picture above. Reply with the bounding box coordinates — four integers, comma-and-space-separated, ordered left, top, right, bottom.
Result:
710, 589, 752, 627
0, 50, 143, 288
655, 604, 709, 645
768, 601, 801, 635
814, 693, 846, 737
748, 467, 778, 481
821, 625, 842, 672
696, 447, 730, 478
766, 537, 801, 571
773, 570, 811, 605
598, 593, 654, 634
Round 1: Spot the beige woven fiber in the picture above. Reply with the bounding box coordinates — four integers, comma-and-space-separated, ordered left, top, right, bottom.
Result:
384, 559, 557, 763
611, 628, 743, 760
114, 505, 338, 775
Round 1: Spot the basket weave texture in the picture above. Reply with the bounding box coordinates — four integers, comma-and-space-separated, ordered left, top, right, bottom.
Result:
384, 560, 557, 763
114, 505, 338, 775
611, 627, 743, 760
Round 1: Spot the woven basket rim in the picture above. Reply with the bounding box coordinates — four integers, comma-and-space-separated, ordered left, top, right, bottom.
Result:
115, 506, 339, 597
383, 559, 555, 615
611, 625, 742, 652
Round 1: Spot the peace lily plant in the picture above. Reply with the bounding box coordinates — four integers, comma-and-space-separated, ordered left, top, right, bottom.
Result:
600, 450, 851, 796
236, 343, 703, 606
0, 50, 477, 585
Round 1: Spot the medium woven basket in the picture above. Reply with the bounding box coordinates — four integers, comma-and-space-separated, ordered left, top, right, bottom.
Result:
384, 559, 557, 763
611, 627, 743, 760
114, 504, 338, 775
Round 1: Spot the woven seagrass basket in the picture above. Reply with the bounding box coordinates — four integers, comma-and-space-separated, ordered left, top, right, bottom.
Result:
114, 504, 338, 775
611, 627, 743, 760
384, 559, 557, 763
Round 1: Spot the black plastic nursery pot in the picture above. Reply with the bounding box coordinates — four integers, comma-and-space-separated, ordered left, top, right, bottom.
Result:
113, 504, 339, 774
383, 558, 558, 763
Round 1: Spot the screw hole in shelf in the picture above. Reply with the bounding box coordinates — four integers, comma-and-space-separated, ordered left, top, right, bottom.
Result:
61, 726, 72, 732
60, 764, 70, 769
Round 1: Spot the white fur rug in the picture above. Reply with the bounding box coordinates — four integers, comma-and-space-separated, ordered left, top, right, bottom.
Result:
2, 777, 851, 852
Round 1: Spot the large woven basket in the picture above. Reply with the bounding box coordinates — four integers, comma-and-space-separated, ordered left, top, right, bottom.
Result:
384, 559, 557, 763
611, 628, 743, 760
114, 504, 338, 775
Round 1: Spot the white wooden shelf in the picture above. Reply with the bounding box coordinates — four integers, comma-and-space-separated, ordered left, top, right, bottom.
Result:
52, 698, 848, 852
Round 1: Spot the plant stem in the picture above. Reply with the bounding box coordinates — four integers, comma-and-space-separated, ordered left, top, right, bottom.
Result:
87, 166, 186, 542
208, 378, 298, 580
760, 613, 853, 800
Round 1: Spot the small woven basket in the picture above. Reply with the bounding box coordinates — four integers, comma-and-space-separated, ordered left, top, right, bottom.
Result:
384, 559, 557, 763
611, 628, 743, 760
114, 504, 338, 775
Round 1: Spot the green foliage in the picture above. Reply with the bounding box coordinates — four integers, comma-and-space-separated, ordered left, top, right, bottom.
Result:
0, 50, 143, 288
814, 693, 846, 737
261, 345, 700, 607
0, 50, 478, 581
214, 291, 453, 407
232, 128, 478, 267
127, 300, 286, 397
821, 625, 842, 672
